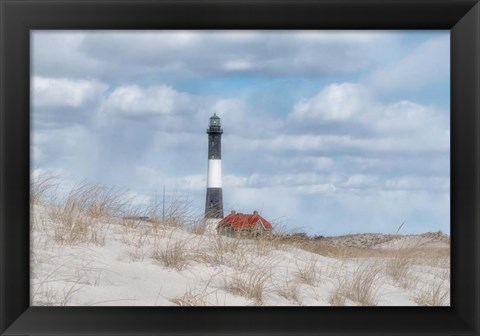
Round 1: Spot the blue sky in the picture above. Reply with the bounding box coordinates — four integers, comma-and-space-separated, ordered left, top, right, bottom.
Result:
31, 31, 450, 236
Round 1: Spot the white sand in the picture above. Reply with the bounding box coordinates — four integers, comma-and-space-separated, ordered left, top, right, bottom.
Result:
31, 205, 450, 306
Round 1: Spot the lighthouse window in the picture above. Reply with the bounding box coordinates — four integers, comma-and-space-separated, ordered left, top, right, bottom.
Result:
211, 141, 214, 146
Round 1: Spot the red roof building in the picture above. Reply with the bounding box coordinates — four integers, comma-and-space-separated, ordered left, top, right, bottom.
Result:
217, 210, 273, 236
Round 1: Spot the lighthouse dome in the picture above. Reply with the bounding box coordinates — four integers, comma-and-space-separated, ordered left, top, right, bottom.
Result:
210, 113, 221, 126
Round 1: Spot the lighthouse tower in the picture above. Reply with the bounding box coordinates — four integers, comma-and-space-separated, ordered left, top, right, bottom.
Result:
205, 113, 224, 219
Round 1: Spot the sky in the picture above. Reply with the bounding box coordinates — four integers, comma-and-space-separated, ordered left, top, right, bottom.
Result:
31, 30, 450, 236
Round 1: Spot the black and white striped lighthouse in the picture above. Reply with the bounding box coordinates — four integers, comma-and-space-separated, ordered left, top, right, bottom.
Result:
205, 113, 224, 219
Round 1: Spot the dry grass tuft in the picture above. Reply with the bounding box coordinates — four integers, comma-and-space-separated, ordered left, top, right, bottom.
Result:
47, 183, 128, 245
200, 234, 240, 266
223, 270, 270, 305
292, 239, 356, 259
275, 279, 301, 304
81, 185, 128, 219
415, 281, 450, 306
295, 257, 320, 286
189, 219, 208, 236
152, 240, 188, 270
329, 282, 347, 306
124, 228, 151, 262
49, 204, 96, 245
31, 171, 59, 206
410, 248, 450, 269
337, 264, 381, 306
120, 213, 147, 230
33, 283, 83, 306
384, 251, 415, 288
148, 192, 200, 229
31, 255, 94, 306
171, 289, 207, 306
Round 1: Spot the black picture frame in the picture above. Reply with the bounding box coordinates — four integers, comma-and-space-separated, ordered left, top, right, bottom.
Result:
1, 0, 479, 335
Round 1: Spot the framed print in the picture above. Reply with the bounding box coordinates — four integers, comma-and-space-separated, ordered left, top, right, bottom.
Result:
1, 0, 479, 335
28, 29, 452, 309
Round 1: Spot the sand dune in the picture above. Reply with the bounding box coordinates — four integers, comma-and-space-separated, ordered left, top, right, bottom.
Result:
31, 204, 450, 306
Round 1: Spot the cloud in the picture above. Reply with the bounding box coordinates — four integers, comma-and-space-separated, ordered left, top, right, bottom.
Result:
289, 82, 448, 134
32, 32, 105, 78
30, 31, 450, 235
221, 171, 448, 195
97, 84, 251, 137
32, 77, 107, 129
32, 77, 107, 108
245, 172, 329, 189
285, 82, 449, 155
101, 85, 190, 117
230, 132, 448, 159
224, 181, 449, 235
384, 176, 449, 192
31, 125, 98, 174
368, 35, 449, 94
340, 174, 380, 189
291, 83, 378, 122
33, 31, 395, 80
262, 155, 333, 174
223, 59, 256, 71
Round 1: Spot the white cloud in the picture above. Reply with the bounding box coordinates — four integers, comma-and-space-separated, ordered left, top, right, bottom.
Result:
32, 77, 107, 108
236, 172, 318, 190
225, 186, 303, 227
180, 175, 207, 191
232, 132, 448, 157
224, 181, 449, 235
263, 156, 333, 173
32, 32, 105, 78
384, 176, 449, 192
341, 174, 380, 189
368, 35, 449, 93
211, 98, 248, 128
31, 125, 99, 179
285, 82, 449, 156
98, 84, 250, 133
101, 85, 191, 117
124, 191, 152, 207
224, 175, 249, 188
221, 171, 447, 195
30, 31, 450, 235
290, 82, 448, 133
223, 59, 255, 71
378, 101, 439, 131
33, 31, 394, 79
291, 83, 378, 121
31, 145, 46, 165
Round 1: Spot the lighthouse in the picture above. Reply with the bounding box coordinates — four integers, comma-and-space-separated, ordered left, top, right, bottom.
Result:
205, 113, 224, 219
